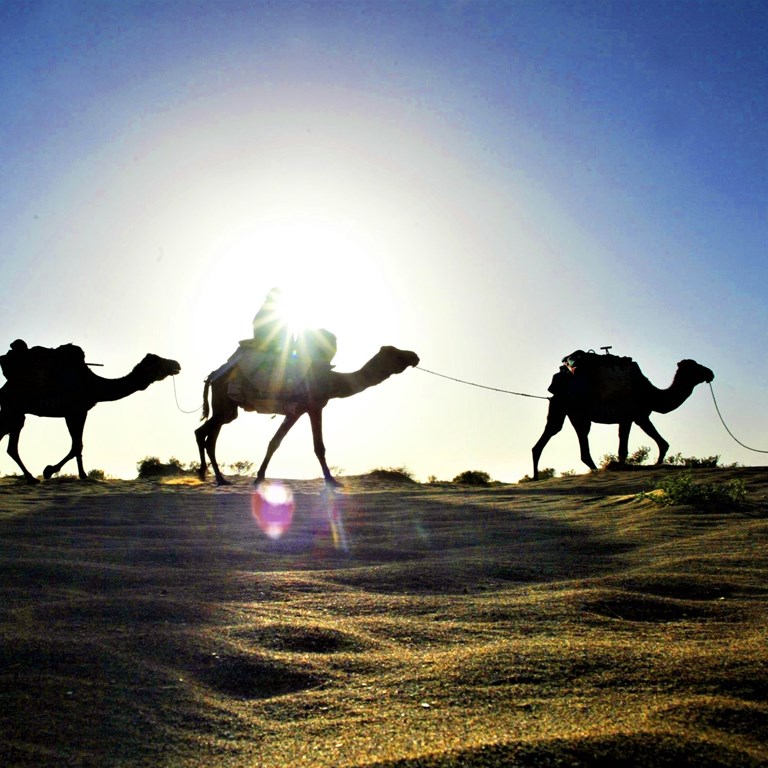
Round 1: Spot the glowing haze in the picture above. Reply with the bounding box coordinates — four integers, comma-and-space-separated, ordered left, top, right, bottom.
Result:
1, 2, 766, 482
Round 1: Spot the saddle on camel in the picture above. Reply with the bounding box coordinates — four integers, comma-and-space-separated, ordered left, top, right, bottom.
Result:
548, 348, 643, 402
0, 339, 91, 398
206, 288, 338, 417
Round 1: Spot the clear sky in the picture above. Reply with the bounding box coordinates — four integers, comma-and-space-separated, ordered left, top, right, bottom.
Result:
1, 0, 766, 482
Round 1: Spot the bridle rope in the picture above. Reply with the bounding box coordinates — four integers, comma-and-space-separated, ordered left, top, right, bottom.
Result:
708, 382, 768, 454
415, 366, 549, 400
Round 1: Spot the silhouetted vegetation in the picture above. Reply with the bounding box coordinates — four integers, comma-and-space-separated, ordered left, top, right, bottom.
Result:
453, 470, 492, 486
519, 467, 556, 482
665, 453, 723, 468
137, 456, 190, 479
367, 466, 416, 483
600, 446, 651, 469
227, 460, 254, 475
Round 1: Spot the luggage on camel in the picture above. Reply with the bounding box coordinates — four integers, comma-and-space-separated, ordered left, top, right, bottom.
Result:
550, 348, 641, 401
0, 339, 89, 393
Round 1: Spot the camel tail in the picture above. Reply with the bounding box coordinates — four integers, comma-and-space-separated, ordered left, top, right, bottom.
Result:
201, 377, 211, 421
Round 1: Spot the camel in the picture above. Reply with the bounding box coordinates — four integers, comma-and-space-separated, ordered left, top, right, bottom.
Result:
531, 354, 714, 480
195, 344, 420, 487
0, 343, 181, 482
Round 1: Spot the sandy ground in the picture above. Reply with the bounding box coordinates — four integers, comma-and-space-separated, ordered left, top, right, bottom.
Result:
1, 466, 767, 767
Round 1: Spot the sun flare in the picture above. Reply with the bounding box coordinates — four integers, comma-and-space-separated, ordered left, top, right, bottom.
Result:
192, 205, 402, 366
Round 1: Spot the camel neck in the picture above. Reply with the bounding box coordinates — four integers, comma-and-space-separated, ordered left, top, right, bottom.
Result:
92, 368, 153, 403
328, 358, 394, 400
652, 373, 697, 414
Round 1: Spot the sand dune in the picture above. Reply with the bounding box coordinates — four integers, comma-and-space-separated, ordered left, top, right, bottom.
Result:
1, 467, 766, 767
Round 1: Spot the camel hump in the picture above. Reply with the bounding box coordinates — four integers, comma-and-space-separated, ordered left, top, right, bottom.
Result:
1, 341, 87, 385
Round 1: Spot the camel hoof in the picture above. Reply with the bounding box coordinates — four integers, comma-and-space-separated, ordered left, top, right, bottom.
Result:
325, 477, 344, 489
43, 465, 56, 480
215, 477, 231, 487
24, 475, 40, 485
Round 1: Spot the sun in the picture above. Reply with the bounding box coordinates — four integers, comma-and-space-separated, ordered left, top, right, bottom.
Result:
193, 210, 400, 367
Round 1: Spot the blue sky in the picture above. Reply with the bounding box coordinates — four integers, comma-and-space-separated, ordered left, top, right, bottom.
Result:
1, 1, 766, 481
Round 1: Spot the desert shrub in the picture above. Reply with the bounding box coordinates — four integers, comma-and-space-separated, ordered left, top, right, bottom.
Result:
137, 456, 188, 479
87, 469, 106, 480
600, 446, 651, 469
453, 470, 492, 486
641, 471, 747, 507
228, 460, 254, 475
665, 453, 721, 468
519, 467, 556, 483
367, 466, 416, 483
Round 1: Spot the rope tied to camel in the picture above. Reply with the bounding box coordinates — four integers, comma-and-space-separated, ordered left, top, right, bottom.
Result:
415, 366, 549, 400
171, 374, 202, 414
708, 382, 768, 454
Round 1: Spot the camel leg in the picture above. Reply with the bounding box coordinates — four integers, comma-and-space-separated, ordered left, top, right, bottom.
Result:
1, 413, 38, 483
531, 398, 566, 480
255, 413, 301, 484
308, 407, 342, 488
195, 420, 214, 480
195, 411, 237, 486
634, 415, 669, 465
617, 420, 633, 464
569, 415, 597, 471
44, 411, 88, 479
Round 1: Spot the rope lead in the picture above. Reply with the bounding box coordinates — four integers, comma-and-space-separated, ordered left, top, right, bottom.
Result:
171, 374, 202, 414
709, 382, 768, 454
415, 366, 549, 400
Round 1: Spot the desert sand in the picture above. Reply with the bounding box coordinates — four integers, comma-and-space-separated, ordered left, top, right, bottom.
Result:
1, 466, 766, 767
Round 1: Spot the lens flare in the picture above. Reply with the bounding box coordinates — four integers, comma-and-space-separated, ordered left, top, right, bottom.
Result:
323, 488, 348, 552
251, 481, 295, 539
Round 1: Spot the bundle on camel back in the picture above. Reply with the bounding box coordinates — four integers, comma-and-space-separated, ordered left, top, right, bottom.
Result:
0, 339, 91, 396
553, 349, 641, 412
531, 348, 714, 480
196, 328, 420, 487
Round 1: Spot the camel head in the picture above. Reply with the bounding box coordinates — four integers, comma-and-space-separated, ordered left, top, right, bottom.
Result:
373, 346, 420, 375
132, 354, 182, 385
676, 359, 714, 386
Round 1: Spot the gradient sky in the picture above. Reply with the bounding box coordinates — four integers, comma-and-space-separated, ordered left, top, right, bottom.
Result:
1, 0, 766, 482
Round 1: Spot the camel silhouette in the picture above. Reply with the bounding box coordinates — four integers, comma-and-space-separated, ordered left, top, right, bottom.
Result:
531, 354, 714, 480
195, 344, 419, 486
0, 343, 181, 482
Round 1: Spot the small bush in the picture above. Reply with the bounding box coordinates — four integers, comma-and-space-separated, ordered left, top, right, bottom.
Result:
600, 446, 651, 469
519, 467, 556, 483
665, 453, 721, 468
641, 471, 747, 507
137, 456, 188, 479
453, 470, 492, 486
228, 460, 254, 475
87, 469, 106, 480
367, 466, 416, 483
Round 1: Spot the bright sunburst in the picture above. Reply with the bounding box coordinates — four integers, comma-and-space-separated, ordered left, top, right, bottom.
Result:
193, 206, 400, 366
